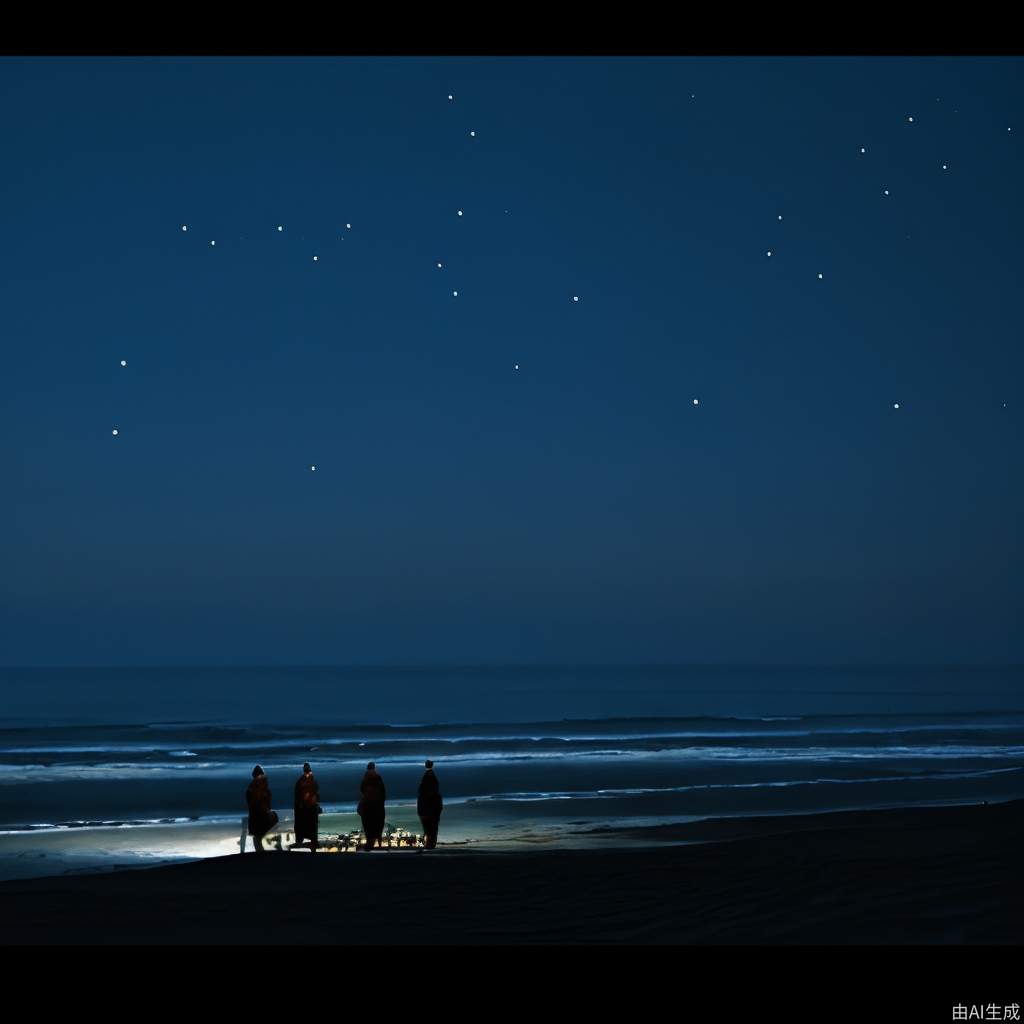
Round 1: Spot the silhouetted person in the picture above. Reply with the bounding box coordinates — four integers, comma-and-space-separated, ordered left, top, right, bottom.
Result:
246, 765, 278, 853
294, 762, 321, 851
358, 762, 386, 850
417, 759, 443, 849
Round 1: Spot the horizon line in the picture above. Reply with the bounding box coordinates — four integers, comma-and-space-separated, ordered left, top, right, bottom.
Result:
2, 661, 1022, 671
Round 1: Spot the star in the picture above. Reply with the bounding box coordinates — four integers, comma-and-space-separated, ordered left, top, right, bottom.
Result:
1009, 127, 1013, 133
777, 215, 783, 221
572, 295, 579, 302
313, 256, 319, 262
210, 240, 216, 246
277, 225, 283, 232
907, 116, 914, 123
311, 465, 317, 472
345, 223, 352, 229
112, 428, 119, 436
453, 290, 458, 297
883, 189, 889, 195
181, 225, 188, 232
514, 363, 519, 370
766, 250, 772, 257
448, 94, 454, 101
817, 273, 823, 279
942, 164, 948, 170
437, 262, 443, 268
692, 399, 699, 406
860, 147, 866, 154
457, 210, 463, 217
893, 403, 900, 409
120, 359, 127, 367
469, 131, 476, 137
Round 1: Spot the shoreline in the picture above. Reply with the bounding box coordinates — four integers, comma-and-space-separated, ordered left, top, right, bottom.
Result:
1, 798, 1021, 944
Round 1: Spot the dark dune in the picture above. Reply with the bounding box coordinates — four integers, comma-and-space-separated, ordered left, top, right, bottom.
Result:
2, 800, 1022, 944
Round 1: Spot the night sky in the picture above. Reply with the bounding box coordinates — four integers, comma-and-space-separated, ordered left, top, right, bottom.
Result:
2, 57, 1021, 666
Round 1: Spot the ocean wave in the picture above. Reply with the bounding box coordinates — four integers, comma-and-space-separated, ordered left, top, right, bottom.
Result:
0, 815, 200, 835
458, 765, 1024, 804
4, 709, 1024, 744
0, 762, 229, 784
2, 766, 1018, 830
4, 722, 1024, 762
0, 742, 1021, 784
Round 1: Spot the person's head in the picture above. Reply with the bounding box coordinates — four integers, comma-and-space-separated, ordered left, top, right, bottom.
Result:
425, 760, 434, 770
303, 763, 311, 774
252, 765, 265, 779
367, 762, 375, 772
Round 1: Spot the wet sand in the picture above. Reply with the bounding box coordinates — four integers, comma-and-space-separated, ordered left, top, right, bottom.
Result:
1, 799, 1021, 944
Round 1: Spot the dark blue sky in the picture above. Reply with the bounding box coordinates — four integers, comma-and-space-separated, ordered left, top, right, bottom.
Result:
2, 57, 1021, 665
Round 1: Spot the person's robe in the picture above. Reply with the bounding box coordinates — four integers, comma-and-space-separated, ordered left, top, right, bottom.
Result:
246, 777, 275, 836
294, 772, 320, 843
417, 770, 443, 819
358, 770, 386, 841
417, 769, 443, 846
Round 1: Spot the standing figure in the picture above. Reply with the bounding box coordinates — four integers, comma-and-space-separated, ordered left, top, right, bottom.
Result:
417, 759, 443, 849
246, 765, 278, 853
294, 762, 321, 851
357, 762, 386, 851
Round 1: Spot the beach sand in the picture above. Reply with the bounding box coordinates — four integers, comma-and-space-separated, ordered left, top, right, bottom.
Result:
1, 799, 1021, 944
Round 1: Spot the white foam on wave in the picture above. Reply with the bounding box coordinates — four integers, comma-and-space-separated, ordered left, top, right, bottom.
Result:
0, 762, 228, 785
0, 815, 200, 835
5, 720, 1023, 759
2, 739, 1023, 783
458, 765, 1024, 804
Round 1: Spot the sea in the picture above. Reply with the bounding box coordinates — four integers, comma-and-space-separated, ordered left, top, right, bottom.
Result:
1, 664, 1022, 880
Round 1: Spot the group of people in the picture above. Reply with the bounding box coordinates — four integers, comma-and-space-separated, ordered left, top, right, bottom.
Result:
245, 760, 444, 853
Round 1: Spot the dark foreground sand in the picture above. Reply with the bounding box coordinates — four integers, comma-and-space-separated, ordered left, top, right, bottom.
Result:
2, 799, 1021, 944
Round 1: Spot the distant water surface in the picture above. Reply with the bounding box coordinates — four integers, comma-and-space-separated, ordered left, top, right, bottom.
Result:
0, 665, 1021, 879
